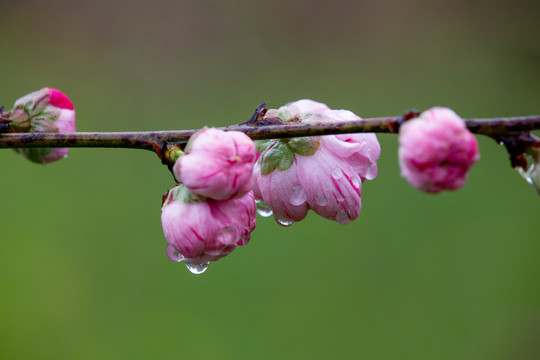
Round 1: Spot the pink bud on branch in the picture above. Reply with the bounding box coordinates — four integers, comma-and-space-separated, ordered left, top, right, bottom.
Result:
398, 107, 480, 193
174, 127, 257, 200
161, 185, 256, 274
4, 87, 76, 164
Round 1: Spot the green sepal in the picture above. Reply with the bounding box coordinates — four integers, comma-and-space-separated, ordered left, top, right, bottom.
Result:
31, 118, 59, 133
15, 148, 53, 164
260, 142, 283, 175
287, 137, 321, 156
162, 184, 206, 207
255, 139, 275, 153
277, 146, 295, 171
277, 107, 296, 122
260, 141, 295, 175
18, 96, 49, 117
168, 148, 184, 163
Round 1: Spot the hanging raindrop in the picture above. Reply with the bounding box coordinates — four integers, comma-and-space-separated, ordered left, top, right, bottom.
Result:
275, 216, 294, 227
364, 163, 377, 181
499, 135, 540, 195
185, 261, 210, 275
166, 245, 184, 263
335, 210, 351, 225
255, 199, 273, 217
515, 151, 540, 195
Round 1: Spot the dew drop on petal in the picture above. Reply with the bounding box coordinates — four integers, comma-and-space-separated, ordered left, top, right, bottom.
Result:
351, 177, 360, 189
316, 193, 328, 206
364, 163, 377, 180
335, 210, 351, 225
275, 216, 294, 227
289, 185, 306, 206
255, 199, 273, 217
166, 245, 184, 263
237, 234, 250, 246
186, 261, 210, 274
216, 227, 236, 244
331, 167, 343, 179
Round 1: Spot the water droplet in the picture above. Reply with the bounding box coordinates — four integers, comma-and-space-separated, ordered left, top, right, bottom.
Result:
515, 151, 540, 195
335, 210, 351, 225
255, 199, 273, 217
166, 245, 184, 263
364, 163, 377, 180
316, 193, 328, 206
351, 177, 360, 189
331, 167, 343, 179
336, 193, 345, 202
289, 185, 306, 206
216, 227, 236, 244
185, 261, 210, 274
275, 216, 294, 227
237, 234, 250, 246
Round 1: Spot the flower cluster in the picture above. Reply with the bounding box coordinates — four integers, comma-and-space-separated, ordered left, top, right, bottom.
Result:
161, 128, 257, 273
161, 101, 384, 273
2, 90, 494, 274
161, 102, 485, 274
8, 87, 76, 164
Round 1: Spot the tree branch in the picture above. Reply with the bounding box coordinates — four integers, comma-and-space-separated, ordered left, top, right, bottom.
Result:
0, 115, 538, 154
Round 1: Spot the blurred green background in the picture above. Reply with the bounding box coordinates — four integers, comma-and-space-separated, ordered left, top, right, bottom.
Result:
1, 0, 540, 359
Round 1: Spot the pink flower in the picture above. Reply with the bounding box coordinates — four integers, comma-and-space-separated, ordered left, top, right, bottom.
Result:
398, 107, 479, 193
174, 128, 256, 200
299, 108, 381, 181
9, 87, 76, 164
253, 100, 380, 225
161, 185, 256, 271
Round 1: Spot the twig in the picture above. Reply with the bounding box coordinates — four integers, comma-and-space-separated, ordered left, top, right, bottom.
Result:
0, 115, 538, 153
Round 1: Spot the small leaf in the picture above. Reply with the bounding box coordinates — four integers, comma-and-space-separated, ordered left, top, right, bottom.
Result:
260, 142, 297, 175
16, 148, 53, 164
31, 118, 58, 132
255, 139, 275, 153
288, 137, 321, 156
260, 143, 283, 175
277, 146, 295, 171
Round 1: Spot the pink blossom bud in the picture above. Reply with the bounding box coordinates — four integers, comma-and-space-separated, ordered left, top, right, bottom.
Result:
9, 87, 76, 164
161, 185, 256, 272
253, 100, 380, 225
398, 107, 479, 193
276, 99, 330, 122
174, 128, 257, 200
